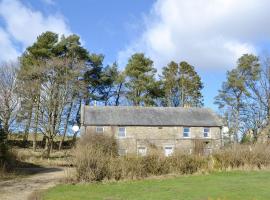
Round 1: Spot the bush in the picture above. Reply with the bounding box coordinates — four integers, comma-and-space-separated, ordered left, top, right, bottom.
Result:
74, 133, 207, 182
74, 135, 270, 183
141, 153, 170, 175
169, 153, 207, 174
213, 144, 270, 170
76, 132, 118, 156
74, 132, 118, 182
74, 145, 111, 181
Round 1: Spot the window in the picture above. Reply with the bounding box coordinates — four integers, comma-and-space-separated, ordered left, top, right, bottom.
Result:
203, 128, 210, 138
118, 149, 127, 156
96, 126, 104, 133
164, 146, 174, 157
138, 147, 147, 156
118, 127, 126, 138
183, 127, 190, 138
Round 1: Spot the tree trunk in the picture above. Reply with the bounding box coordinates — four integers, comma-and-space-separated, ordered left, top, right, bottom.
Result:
234, 96, 241, 143
181, 77, 185, 107
45, 137, 53, 158
59, 101, 73, 150
33, 132, 37, 151
33, 96, 40, 152
23, 106, 33, 143
0, 126, 8, 161
115, 82, 123, 106
3, 120, 9, 139
44, 137, 49, 150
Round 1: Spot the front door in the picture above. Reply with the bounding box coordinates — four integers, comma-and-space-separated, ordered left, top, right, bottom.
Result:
164, 146, 174, 156
138, 147, 147, 156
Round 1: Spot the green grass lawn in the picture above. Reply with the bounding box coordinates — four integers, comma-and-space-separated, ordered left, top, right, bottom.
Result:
43, 171, 270, 200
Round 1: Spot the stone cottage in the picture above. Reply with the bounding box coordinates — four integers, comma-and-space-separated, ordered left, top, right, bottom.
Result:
80, 106, 223, 156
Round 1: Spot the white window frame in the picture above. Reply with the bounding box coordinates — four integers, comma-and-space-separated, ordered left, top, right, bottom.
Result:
164, 146, 174, 157
203, 127, 211, 138
189, 148, 193, 155
183, 127, 191, 138
137, 146, 147, 156
118, 148, 127, 156
96, 126, 104, 133
118, 127, 126, 138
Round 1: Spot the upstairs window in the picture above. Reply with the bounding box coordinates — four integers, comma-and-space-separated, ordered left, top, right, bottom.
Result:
118, 127, 126, 138
183, 127, 190, 138
96, 126, 104, 133
203, 128, 210, 138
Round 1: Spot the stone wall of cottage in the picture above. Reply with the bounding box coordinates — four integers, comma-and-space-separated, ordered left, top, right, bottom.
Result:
83, 125, 222, 155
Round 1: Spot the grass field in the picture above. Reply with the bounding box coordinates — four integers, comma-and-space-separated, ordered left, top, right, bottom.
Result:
43, 171, 270, 200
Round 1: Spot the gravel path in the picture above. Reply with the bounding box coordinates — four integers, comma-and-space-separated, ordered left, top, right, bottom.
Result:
0, 167, 69, 200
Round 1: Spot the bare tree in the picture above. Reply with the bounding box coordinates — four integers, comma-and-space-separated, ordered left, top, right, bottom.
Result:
0, 62, 19, 135
36, 58, 84, 157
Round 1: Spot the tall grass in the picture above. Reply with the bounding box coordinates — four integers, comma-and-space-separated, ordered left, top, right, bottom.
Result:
73, 134, 270, 182
213, 144, 270, 170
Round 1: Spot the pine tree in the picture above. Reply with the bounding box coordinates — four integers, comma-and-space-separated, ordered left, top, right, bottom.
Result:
125, 53, 159, 106
161, 61, 203, 107
161, 61, 179, 106
17, 31, 89, 155
214, 54, 259, 141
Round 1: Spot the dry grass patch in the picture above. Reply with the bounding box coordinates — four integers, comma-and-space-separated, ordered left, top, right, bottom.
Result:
14, 148, 73, 167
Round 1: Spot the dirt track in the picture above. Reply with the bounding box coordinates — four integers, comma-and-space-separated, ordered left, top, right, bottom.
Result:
0, 167, 68, 200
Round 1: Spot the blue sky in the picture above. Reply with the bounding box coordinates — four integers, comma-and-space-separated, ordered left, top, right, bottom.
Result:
27, 0, 155, 63
0, 0, 269, 110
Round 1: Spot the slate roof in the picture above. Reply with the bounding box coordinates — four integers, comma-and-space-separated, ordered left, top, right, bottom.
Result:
82, 106, 223, 127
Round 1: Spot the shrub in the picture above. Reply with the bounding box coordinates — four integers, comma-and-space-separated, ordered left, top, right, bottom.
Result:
213, 144, 270, 170
74, 132, 118, 182
74, 135, 270, 183
77, 132, 118, 156
141, 153, 170, 175
74, 145, 112, 181
168, 152, 207, 174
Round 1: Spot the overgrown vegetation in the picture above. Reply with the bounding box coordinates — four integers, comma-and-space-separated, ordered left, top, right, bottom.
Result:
73, 134, 270, 182
213, 144, 270, 170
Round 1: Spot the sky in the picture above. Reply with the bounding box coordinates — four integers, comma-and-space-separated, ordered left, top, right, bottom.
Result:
0, 0, 270, 110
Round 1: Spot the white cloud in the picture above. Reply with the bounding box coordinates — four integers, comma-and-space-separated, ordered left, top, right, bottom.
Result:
118, 0, 270, 70
0, 0, 71, 62
0, 28, 19, 61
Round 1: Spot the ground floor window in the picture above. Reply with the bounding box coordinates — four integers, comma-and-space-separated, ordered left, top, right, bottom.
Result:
118, 149, 127, 156
164, 146, 174, 157
96, 126, 104, 133
137, 146, 147, 156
